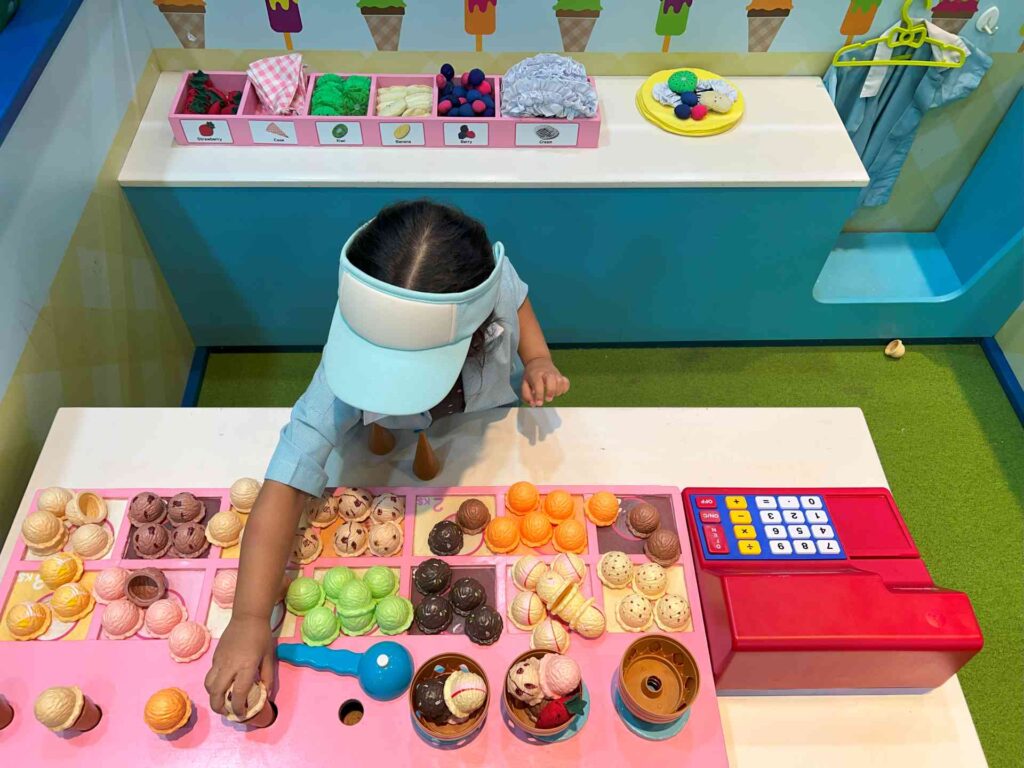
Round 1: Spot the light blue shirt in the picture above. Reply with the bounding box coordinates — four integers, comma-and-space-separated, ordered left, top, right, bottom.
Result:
265, 258, 529, 497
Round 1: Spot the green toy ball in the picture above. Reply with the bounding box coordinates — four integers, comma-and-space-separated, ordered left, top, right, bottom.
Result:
285, 576, 325, 616
668, 70, 698, 95
375, 595, 414, 636
336, 579, 374, 616
322, 566, 356, 602
363, 566, 398, 601
301, 605, 340, 646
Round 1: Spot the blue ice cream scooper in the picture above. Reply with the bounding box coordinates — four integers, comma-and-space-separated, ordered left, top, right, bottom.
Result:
277, 641, 413, 701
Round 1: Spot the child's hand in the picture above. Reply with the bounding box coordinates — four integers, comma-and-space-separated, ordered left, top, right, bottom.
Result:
521, 357, 570, 406
205, 614, 277, 718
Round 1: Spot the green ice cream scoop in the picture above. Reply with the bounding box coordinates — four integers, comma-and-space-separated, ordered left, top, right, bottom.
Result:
301, 605, 340, 646
336, 579, 374, 615
375, 595, 414, 635
339, 605, 377, 637
322, 566, 356, 603
363, 566, 398, 600
286, 576, 325, 616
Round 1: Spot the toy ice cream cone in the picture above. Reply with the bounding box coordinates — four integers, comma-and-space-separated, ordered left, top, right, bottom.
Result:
930, 0, 978, 34
413, 432, 440, 481
358, 0, 406, 52
153, 0, 206, 49
656, 0, 692, 54
840, 0, 883, 45
368, 423, 396, 455
555, 1, 601, 53
466, 0, 497, 52
746, 0, 792, 53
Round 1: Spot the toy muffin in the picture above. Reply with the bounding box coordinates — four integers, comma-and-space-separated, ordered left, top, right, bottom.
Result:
484, 516, 519, 554
585, 491, 619, 527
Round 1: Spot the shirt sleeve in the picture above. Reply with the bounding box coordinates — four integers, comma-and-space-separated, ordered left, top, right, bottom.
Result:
265, 362, 361, 498
501, 256, 529, 310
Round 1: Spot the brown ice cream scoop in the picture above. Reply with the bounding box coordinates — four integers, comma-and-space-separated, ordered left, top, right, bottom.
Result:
126, 567, 169, 608
456, 499, 490, 535
626, 503, 661, 539
644, 528, 681, 567
133, 523, 171, 559
170, 522, 210, 558
128, 492, 167, 526
167, 492, 206, 526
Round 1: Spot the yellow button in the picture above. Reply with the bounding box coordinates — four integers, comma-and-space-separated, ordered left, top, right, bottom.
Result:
734, 525, 757, 539
739, 540, 762, 555
725, 496, 748, 509
730, 510, 752, 524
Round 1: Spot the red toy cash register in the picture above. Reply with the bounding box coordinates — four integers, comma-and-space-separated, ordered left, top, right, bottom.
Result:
684, 487, 983, 693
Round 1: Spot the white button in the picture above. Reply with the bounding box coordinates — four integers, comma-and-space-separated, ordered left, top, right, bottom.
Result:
816, 540, 841, 555
770, 540, 793, 555
794, 540, 816, 555
765, 525, 787, 539
778, 496, 800, 509
788, 525, 810, 539
806, 510, 829, 524
760, 510, 782, 524
801, 495, 823, 509
755, 496, 778, 509
812, 525, 834, 539
783, 510, 805, 524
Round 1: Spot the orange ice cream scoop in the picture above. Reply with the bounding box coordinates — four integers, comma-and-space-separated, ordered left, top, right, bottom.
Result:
520, 511, 553, 548
543, 490, 575, 524
144, 687, 193, 734
484, 516, 520, 553
585, 491, 619, 527
552, 519, 587, 555
506, 481, 540, 515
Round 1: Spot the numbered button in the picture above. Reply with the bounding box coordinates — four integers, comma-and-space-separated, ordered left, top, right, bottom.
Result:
699, 510, 721, 524
730, 510, 752, 524
783, 510, 805, 524
801, 495, 823, 509
755, 496, 778, 509
726, 496, 748, 510
704, 524, 729, 554
788, 525, 810, 539
696, 496, 717, 509
794, 540, 816, 555
779, 496, 800, 509
739, 540, 762, 556
806, 510, 829, 524
817, 540, 841, 555
764, 525, 787, 539
734, 525, 757, 540
759, 510, 782, 524
812, 525, 834, 539
769, 540, 793, 555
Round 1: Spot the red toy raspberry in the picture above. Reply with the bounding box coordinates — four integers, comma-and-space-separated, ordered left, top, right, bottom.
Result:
691, 104, 709, 121
534, 693, 586, 730
478, 80, 492, 96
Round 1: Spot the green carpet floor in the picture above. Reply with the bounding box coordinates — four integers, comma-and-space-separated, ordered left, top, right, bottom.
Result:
199, 344, 1023, 767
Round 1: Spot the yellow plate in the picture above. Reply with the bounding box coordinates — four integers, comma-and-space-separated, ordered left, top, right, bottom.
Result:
636, 68, 744, 138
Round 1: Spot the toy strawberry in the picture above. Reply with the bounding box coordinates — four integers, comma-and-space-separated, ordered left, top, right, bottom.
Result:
534, 692, 586, 729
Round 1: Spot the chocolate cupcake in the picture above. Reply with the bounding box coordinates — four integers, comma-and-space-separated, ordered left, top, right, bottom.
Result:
125, 567, 168, 608
456, 499, 490, 535
644, 528, 681, 567
132, 523, 171, 559
414, 558, 451, 596
413, 675, 451, 726
449, 577, 486, 617
167, 492, 206, 526
128, 492, 167, 526
414, 595, 453, 635
428, 520, 463, 556
626, 503, 661, 539
170, 522, 210, 558
465, 605, 503, 646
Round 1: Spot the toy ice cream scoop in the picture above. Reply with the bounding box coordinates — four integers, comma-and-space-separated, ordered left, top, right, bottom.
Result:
466, 605, 503, 645
375, 594, 414, 635
307, 493, 338, 528
34, 686, 101, 733
654, 594, 691, 631
363, 565, 398, 600
337, 487, 373, 521
51, 582, 94, 623
626, 502, 660, 538
585, 491, 619, 526
128, 491, 167, 526
539, 652, 581, 699
277, 640, 414, 700
65, 491, 108, 527
144, 687, 192, 734
132, 523, 170, 559
506, 481, 540, 515
531, 617, 570, 653
337, 580, 377, 636
512, 555, 548, 591
617, 593, 654, 632
21, 510, 67, 555
5, 601, 51, 640
508, 590, 546, 631
285, 576, 325, 616
167, 492, 205, 526
322, 566, 356, 603
598, 551, 634, 589
456, 498, 490, 534
145, 598, 187, 637
225, 681, 271, 724
168, 620, 211, 662
368, 520, 404, 557
633, 562, 668, 600
570, 603, 606, 639
552, 519, 587, 554
414, 594, 453, 635
37, 486, 73, 517
126, 567, 168, 608
450, 577, 486, 616
444, 670, 487, 721
333, 520, 369, 557
171, 521, 211, 558
520, 511, 553, 548
645, 528, 681, 566
506, 655, 544, 705
38, 552, 83, 590
101, 598, 144, 639
428, 520, 463, 556
414, 676, 452, 725
536, 570, 571, 607
93, 567, 129, 604
551, 552, 587, 584
301, 605, 340, 646
212, 569, 237, 608
484, 516, 520, 553
205, 509, 244, 548
414, 558, 451, 595
291, 527, 323, 564
70, 523, 113, 560
230, 477, 262, 511
544, 489, 575, 524
369, 493, 405, 525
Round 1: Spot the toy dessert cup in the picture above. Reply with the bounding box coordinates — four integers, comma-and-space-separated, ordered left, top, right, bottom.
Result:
502, 650, 583, 739
410, 653, 489, 747
616, 635, 699, 726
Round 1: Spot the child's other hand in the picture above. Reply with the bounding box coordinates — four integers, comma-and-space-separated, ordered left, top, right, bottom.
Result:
205, 614, 276, 718
521, 357, 570, 406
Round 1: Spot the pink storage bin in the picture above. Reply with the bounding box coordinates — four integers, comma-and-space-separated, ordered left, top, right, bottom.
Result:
373, 75, 437, 148
301, 73, 379, 147
167, 71, 250, 146
499, 76, 601, 149
429, 76, 500, 148
237, 73, 314, 146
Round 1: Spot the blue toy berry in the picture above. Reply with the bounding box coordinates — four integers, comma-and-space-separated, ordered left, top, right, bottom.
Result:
452, 86, 467, 99
674, 103, 692, 120
681, 92, 699, 107
467, 89, 482, 102
468, 68, 485, 87
440, 63, 455, 81
459, 103, 475, 117
483, 108, 495, 117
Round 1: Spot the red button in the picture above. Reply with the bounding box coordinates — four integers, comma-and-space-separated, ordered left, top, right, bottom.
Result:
696, 496, 717, 509
700, 510, 721, 523
704, 524, 729, 554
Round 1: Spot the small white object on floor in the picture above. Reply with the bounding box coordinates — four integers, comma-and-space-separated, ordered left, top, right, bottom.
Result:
884, 339, 906, 359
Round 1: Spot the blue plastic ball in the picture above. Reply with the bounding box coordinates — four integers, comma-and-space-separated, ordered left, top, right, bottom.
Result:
466, 89, 482, 102
459, 104, 476, 117
674, 103, 692, 120
681, 92, 699, 107
440, 63, 455, 81
483, 108, 495, 117
441, 83, 454, 97
481, 95, 494, 108
452, 86, 467, 98
468, 68, 485, 86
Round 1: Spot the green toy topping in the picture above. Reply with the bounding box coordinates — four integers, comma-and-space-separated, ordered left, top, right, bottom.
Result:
285, 577, 325, 616
363, 566, 398, 600
301, 605, 340, 646
375, 595, 414, 635
553, 0, 602, 12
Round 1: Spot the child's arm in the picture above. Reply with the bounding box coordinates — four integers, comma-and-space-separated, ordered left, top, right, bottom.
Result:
517, 298, 571, 406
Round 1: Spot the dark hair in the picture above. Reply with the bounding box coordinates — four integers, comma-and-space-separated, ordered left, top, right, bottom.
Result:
347, 200, 495, 360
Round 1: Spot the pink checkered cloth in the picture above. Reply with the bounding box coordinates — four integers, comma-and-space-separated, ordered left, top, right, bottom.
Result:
247, 53, 307, 115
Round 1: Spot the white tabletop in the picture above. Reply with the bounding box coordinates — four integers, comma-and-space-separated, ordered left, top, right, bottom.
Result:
118, 74, 868, 189
2, 407, 985, 766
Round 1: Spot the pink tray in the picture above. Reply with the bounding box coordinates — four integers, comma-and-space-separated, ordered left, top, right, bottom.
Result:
0, 485, 726, 766
168, 72, 602, 149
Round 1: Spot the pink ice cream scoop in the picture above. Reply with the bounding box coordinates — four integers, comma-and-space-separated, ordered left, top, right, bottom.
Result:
145, 598, 186, 638
92, 567, 129, 604
212, 570, 237, 608
538, 653, 581, 699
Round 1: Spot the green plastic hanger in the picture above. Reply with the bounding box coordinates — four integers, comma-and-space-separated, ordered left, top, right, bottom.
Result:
832, 0, 967, 69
